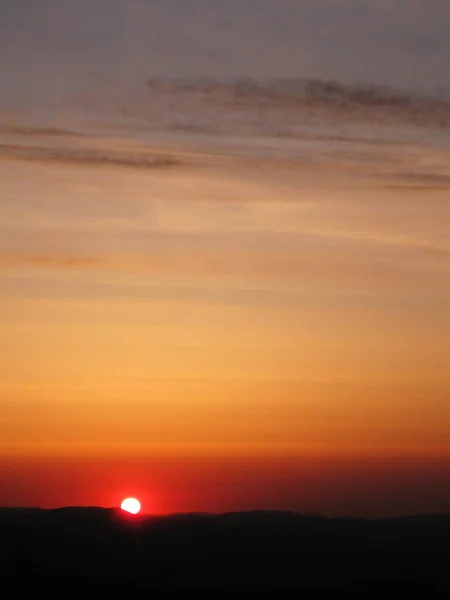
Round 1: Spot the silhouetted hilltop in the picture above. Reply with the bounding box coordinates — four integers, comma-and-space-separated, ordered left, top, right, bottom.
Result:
1, 508, 449, 590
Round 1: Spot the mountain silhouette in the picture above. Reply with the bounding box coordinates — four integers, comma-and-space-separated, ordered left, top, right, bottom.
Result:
1, 507, 449, 590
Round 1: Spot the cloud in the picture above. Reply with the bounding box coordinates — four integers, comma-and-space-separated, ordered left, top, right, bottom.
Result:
0, 227, 448, 298
0, 143, 182, 169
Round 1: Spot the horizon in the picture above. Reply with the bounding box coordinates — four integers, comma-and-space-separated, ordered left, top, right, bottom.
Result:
3, 504, 450, 520
3, 503, 450, 589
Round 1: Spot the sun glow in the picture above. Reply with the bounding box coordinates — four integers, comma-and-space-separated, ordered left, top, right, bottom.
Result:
121, 497, 141, 514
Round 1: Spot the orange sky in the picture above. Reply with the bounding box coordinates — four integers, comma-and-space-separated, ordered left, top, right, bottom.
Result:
0, 141, 449, 517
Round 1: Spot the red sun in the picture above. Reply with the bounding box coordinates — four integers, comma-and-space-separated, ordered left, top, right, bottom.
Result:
121, 497, 141, 514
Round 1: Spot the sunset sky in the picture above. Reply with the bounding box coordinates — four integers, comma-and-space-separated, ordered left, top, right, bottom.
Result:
0, 0, 449, 518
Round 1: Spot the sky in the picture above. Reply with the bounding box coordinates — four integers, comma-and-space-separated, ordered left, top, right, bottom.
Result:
0, 0, 449, 517
1, 0, 450, 93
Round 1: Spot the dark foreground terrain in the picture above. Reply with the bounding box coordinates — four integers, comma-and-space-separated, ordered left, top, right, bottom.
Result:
1, 508, 449, 590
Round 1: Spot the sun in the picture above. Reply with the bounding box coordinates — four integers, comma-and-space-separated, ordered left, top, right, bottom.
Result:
121, 497, 141, 515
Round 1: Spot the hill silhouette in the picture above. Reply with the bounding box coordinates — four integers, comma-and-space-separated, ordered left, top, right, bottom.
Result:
1, 508, 449, 590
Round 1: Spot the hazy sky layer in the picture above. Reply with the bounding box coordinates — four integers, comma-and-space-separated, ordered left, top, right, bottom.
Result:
1, 149, 449, 511
1, 0, 449, 94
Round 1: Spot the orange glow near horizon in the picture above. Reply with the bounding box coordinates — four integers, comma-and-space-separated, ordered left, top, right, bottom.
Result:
0, 145, 449, 518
